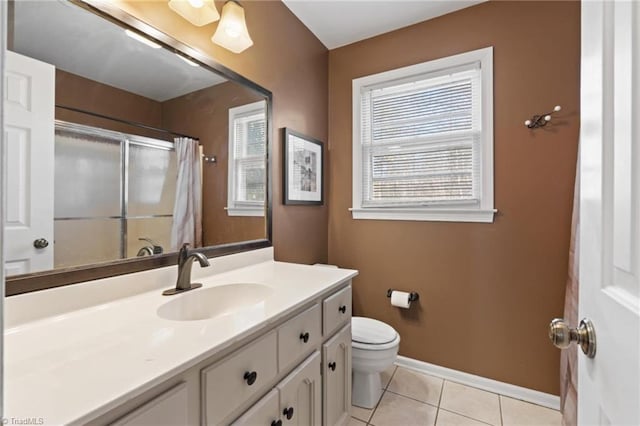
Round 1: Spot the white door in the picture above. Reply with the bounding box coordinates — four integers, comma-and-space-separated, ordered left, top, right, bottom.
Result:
3, 50, 55, 275
578, 1, 640, 424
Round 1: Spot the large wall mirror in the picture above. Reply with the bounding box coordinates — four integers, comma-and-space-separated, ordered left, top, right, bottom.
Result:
4, 0, 272, 295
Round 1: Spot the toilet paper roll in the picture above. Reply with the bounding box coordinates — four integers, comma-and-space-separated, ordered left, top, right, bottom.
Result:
390, 290, 412, 309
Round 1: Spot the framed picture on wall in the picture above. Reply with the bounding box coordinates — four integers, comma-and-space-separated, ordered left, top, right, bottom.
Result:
283, 128, 324, 205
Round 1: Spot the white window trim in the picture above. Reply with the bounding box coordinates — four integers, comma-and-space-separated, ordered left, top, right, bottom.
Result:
227, 100, 266, 217
351, 46, 495, 223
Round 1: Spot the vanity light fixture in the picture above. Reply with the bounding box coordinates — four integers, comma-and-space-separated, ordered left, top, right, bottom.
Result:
168, 0, 220, 27
125, 29, 161, 49
211, 1, 253, 54
176, 53, 200, 67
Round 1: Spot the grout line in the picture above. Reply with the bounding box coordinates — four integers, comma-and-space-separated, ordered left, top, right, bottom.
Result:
384, 365, 398, 390
364, 385, 389, 425
498, 395, 504, 426
385, 389, 439, 408
437, 379, 446, 407
364, 366, 399, 425
437, 408, 495, 426
433, 379, 446, 425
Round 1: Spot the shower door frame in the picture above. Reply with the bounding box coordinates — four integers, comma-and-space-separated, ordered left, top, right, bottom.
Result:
54, 120, 176, 266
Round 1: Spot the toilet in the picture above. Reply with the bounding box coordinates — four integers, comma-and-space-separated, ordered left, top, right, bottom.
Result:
351, 316, 400, 409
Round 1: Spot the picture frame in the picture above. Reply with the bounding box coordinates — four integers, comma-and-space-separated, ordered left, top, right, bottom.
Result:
283, 128, 324, 205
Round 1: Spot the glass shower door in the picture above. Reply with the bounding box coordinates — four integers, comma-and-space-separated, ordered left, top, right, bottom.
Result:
54, 127, 123, 268
126, 138, 177, 258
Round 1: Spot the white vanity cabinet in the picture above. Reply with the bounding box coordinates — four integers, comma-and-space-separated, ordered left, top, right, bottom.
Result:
277, 304, 322, 372
322, 286, 352, 337
111, 383, 189, 426
202, 331, 279, 425
322, 325, 352, 426
232, 351, 321, 426
106, 282, 352, 426
230, 389, 280, 426
277, 351, 322, 426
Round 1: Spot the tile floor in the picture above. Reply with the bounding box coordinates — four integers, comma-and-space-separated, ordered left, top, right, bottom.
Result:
348, 366, 563, 426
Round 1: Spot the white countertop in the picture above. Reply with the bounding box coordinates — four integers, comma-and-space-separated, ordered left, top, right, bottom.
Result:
4, 252, 357, 425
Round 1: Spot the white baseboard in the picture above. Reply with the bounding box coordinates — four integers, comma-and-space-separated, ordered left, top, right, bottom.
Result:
395, 356, 561, 411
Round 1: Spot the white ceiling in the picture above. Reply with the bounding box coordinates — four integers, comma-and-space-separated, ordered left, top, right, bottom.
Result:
12, 0, 226, 102
282, 0, 486, 49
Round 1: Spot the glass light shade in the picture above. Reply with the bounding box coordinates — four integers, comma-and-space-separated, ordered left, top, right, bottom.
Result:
168, 0, 220, 27
211, 1, 253, 54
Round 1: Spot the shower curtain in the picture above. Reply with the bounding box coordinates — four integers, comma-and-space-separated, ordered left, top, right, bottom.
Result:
560, 155, 579, 426
171, 137, 203, 250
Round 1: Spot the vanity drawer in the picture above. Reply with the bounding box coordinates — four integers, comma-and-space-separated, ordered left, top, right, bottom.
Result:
277, 303, 321, 372
323, 285, 352, 337
231, 389, 279, 426
201, 331, 278, 425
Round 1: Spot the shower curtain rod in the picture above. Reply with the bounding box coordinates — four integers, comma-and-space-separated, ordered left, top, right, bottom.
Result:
55, 104, 200, 141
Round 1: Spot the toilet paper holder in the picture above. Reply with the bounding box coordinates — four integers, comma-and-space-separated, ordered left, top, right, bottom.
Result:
386, 289, 419, 302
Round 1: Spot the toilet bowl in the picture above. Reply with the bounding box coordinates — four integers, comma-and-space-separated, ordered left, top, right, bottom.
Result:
351, 316, 400, 409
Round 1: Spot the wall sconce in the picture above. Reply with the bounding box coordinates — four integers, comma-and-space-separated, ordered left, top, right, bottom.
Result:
211, 1, 253, 54
168, 0, 220, 27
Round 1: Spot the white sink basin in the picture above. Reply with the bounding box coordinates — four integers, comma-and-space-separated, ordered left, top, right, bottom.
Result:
157, 283, 274, 321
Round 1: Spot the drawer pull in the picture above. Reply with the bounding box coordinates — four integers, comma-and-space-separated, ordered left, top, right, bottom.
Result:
243, 371, 258, 386
299, 332, 310, 343
338, 305, 347, 314
328, 361, 336, 371
283, 407, 294, 420
271, 421, 282, 426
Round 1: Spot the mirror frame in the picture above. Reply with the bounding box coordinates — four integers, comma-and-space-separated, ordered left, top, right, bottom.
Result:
5, 0, 273, 296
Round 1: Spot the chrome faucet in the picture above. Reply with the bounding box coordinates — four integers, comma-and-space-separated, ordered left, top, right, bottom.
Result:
162, 243, 210, 296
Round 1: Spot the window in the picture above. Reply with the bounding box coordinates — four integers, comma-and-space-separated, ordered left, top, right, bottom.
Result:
227, 100, 266, 217
352, 47, 495, 223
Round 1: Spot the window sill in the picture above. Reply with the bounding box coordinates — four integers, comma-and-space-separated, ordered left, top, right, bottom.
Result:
349, 207, 496, 223
225, 207, 265, 217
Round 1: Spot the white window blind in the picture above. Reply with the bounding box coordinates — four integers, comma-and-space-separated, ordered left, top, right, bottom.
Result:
228, 101, 266, 216
361, 65, 481, 207
352, 47, 494, 222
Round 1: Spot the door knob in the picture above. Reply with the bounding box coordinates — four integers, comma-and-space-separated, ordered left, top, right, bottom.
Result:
33, 238, 49, 249
548, 318, 596, 358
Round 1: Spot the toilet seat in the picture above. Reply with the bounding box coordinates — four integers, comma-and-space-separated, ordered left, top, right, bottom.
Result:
352, 317, 399, 350
352, 335, 400, 351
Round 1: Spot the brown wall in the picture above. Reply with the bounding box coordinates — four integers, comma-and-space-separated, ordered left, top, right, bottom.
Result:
162, 81, 265, 246
114, 0, 330, 264
328, 1, 580, 395
55, 69, 167, 139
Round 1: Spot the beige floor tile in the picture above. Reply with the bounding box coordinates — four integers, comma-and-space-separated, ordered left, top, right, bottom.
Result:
387, 367, 444, 405
381, 365, 397, 389
351, 403, 375, 423
369, 392, 438, 426
500, 396, 562, 426
348, 417, 367, 426
436, 409, 490, 426
439, 381, 501, 426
